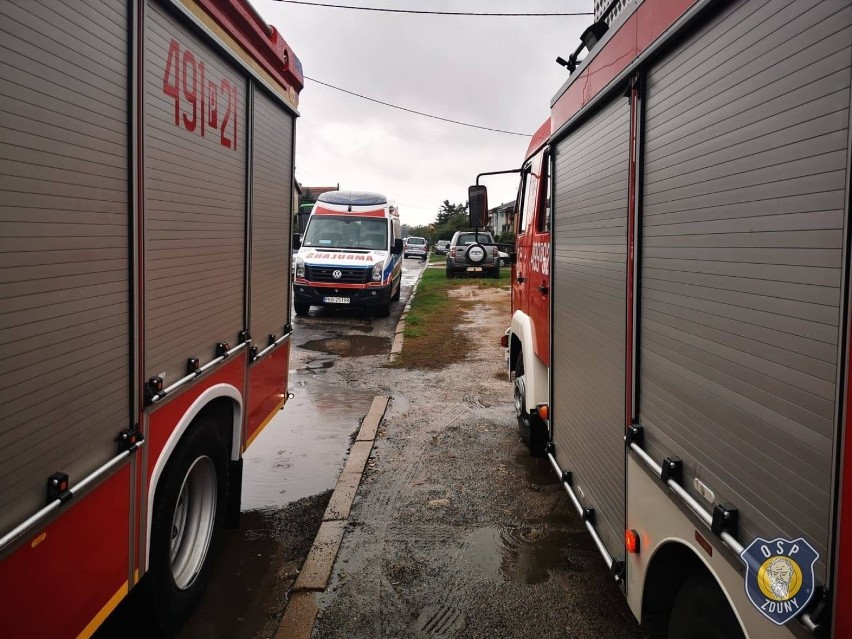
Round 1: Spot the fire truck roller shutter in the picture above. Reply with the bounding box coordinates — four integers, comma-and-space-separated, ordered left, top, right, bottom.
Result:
0, 0, 130, 534
551, 95, 631, 559
250, 87, 294, 342
144, 0, 247, 385
638, 0, 851, 583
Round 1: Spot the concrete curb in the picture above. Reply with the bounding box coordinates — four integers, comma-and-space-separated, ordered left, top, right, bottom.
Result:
275, 395, 390, 639
389, 263, 427, 362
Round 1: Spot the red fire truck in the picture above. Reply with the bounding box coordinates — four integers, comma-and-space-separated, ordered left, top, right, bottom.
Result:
0, 1, 302, 636
472, 0, 850, 636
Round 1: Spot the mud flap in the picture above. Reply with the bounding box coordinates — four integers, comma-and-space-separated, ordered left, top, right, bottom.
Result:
225, 458, 243, 529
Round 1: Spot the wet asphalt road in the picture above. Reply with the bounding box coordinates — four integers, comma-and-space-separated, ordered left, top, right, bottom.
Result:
240, 257, 426, 511
96, 257, 428, 639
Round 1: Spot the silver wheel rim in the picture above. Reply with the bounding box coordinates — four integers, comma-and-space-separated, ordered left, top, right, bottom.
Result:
170, 456, 217, 590
514, 374, 526, 419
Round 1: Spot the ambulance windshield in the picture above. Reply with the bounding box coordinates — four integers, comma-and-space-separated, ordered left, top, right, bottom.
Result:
303, 216, 388, 250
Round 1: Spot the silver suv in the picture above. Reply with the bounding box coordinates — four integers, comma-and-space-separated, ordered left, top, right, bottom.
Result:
445, 231, 500, 278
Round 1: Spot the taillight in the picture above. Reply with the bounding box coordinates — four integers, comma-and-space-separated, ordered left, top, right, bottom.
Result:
450, 248, 456, 257
625, 529, 641, 554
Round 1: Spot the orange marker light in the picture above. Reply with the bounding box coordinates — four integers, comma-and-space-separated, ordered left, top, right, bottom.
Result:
537, 404, 549, 421
625, 529, 640, 554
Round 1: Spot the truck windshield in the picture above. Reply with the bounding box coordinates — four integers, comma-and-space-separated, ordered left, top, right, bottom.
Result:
303, 216, 388, 250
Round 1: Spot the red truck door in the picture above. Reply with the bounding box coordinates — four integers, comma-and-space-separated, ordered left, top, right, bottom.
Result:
513, 165, 532, 324
529, 150, 551, 366
513, 150, 551, 368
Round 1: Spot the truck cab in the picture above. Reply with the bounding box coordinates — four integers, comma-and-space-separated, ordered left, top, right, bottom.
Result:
293, 191, 403, 317
506, 121, 553, 456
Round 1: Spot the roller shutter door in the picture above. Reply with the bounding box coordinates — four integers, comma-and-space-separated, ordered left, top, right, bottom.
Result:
144, 0, 247, 383
250, 88, 294, 344
0, 0, 130, 532
552, 95, 631, 557
639, 0, 851, 580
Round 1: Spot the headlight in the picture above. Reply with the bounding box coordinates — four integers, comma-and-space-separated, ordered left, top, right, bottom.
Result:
371, 261, 384, 282
296, 257, 305, 279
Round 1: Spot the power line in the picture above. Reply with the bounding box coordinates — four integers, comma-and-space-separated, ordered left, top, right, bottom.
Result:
274, 1, 592, 17
304, 75, 532, 136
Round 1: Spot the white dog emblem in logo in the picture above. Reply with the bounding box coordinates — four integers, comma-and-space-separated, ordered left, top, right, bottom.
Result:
332, 270, 342, 279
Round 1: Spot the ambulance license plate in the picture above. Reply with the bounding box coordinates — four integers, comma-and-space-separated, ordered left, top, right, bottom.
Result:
324, 296, 350, 304
466, 267, 483, 272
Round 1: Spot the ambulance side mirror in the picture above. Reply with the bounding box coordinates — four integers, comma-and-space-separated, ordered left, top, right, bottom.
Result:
292, 233, 301, 250
468, 185, 488, 228
392, 238, 403, 254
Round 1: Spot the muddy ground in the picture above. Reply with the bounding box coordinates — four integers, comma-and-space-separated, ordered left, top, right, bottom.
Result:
99, 273, 646, 638
310, 284, 646, 639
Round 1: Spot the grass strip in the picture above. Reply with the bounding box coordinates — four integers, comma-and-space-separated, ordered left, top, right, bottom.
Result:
390, 266, 510, 369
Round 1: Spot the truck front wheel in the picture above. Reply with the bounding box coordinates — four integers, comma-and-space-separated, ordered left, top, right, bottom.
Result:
375, 295, 391, 318
513, 353, 546, 457
148, 420, 228, 634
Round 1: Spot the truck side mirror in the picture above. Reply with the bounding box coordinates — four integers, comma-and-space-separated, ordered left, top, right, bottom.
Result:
292, 233, 301, 250
392, 238, 403, 254
468, 185, 488, 228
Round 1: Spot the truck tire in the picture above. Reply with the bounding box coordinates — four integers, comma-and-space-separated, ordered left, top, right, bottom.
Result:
294, 302, 310, 316
445, 264, 455, 279
667, 574, 744, 639
148, 420, 228, 634
514, 353, 546, 457
375, 296, 391, 318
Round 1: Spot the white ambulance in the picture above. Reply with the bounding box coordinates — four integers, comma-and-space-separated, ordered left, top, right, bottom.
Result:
293, 191, 403, 317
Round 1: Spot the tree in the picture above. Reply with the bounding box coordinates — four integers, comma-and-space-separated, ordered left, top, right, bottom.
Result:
408, 224, 431, 239
436, 200, 467, 225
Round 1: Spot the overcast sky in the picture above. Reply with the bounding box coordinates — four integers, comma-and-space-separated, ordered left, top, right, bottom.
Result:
253, 0, 594, 228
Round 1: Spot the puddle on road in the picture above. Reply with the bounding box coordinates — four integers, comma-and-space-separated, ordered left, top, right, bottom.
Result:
514, 450, 558, 486
240, 375, 373, 510
401, 269, 422, 287
462, 526, 589, 584
299, 356, 335, 373
300, 335, 391, 357
300, 319, 375, 333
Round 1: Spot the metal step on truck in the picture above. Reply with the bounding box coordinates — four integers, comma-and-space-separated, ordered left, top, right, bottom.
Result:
0, 0, 302, 636
471, 0, 851, 637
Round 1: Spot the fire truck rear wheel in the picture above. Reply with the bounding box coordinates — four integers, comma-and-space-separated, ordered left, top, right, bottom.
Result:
667, 574, 744, 639
148, 420, 228, 633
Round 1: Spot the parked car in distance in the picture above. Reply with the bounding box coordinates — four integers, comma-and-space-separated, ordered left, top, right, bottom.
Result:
446, 231, 500, 278
404, 236, 428, 260
434, 240, 451, 255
